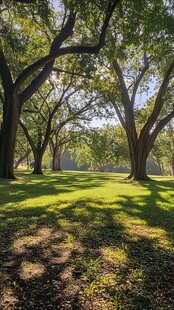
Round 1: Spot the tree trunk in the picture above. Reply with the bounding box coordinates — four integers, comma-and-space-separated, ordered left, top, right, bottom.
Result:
159, 162, 166, 176
171, 153, 174, 177
0, 96, 19, 179
52, 150, 62, 171
127, 136, 150, 181
98, 165, 107, 172
32, 151, 43, 174
14, 150, 31, 169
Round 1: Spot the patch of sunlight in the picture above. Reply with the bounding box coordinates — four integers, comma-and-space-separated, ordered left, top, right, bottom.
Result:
117, 212, 147, 228
132, 225, 172, 250
1, 287, 18, 308
99, 272, 117, 286
58, 218, 75, 229
130, 208, 143, 214
19, 261, 46, 280
60, 266, 73, 281
12, 227, 53, 254
84, 273, 116, 295
66, 233, 75, 249
129, 267, 145, 280
73, 207, 92, 217
101, 246, 127, 265
50, 246, 71, 264
117, 213, 173, 250
47, 201, 70, 211
19, 195, 60, 207
6, 195, 67, 209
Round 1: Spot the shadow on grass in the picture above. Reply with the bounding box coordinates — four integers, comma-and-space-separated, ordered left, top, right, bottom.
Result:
116, 179, 174, 244
0, 171, 118, 207
0, 175, 174, 309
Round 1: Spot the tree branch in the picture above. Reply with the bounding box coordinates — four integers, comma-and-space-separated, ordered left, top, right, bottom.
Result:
131, 53, 149, 105
148, 110, 174, 151
58, 96, 98, 129
18, 11, 77, 105
19, 119, 36, 152
140, 60, 174, 140
14, 0, 120, 104
52, 67, 92, 79
108, 95, 126, 129
0, 48, 13, 95
113, 59, 130, 106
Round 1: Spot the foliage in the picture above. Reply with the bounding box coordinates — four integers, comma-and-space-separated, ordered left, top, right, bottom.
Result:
73, 126, 120, 171
151, 123, 174, 175
90, 0, 174, 180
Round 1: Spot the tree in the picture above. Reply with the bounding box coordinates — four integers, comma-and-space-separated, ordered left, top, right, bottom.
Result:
19, 77, 77, 174
95, 0, 174, 180
110, 56, 174, 180
49, 128, 69, 171
49, 91, 101, 171
72, 126, 119, 172
0, 0, 120, 179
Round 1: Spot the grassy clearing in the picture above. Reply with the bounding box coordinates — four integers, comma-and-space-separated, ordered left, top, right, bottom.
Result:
0, 170, 174, 309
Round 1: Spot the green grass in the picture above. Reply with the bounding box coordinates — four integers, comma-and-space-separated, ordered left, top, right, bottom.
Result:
0, 170, 174, 309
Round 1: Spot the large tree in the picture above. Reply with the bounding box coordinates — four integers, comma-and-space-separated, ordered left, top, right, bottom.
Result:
95, 0, 174, 180
0, 0, 120, 179
19, 74, 78, 174
109, 56, 174, 180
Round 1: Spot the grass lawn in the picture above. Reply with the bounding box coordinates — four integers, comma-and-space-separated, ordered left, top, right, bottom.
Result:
0, 170, 174, 309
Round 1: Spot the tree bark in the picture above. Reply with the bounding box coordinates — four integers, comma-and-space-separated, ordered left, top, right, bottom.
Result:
126, 132, 150, 180
155, 157, 166, 176
32, 150, 43, 174
0, 95, 19, 179
52, 149, 62, 171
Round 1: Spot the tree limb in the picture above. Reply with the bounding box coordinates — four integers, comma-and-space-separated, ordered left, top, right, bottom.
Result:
19, 119, 36, 152
148, 110, 174, 151
14, 0, 120, 104
131, 53, 149, 105
140, 60, 174, 140
113, 59, 130, 106
0, 48, 13, 95
18, 11, 77, 105
108, 95, 126, 129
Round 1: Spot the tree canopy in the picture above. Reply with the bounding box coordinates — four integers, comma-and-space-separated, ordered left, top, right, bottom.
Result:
0, 0, 173, 180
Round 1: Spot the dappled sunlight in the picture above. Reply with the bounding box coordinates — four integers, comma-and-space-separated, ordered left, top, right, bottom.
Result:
0, 287, 19, 310
12, 227, 54, 254
50, 246, 72, 264
60, 266, 73, 281
0, 172, 174, 309
19, 261, 46, 280
130, 224, 170, 246
100, 246, 127, 265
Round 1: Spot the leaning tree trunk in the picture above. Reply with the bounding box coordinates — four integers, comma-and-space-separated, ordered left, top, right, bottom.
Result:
0, 96, 19, 179
155, 157, 166, 176
32, 151, 43, 174
14, 150, 31, 169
